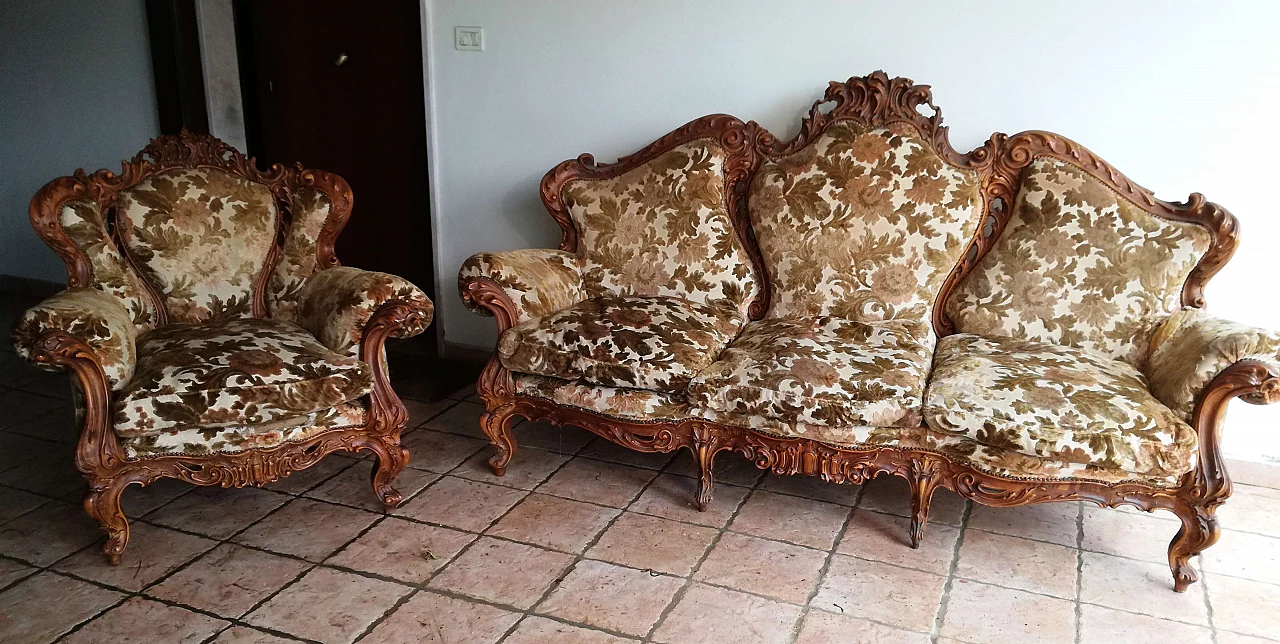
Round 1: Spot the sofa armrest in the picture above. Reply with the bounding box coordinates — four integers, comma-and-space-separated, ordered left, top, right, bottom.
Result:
296, 266, 434, 356
1146, 307, 1280, 418
458, 249, 585, 327
12, 288, 137, 390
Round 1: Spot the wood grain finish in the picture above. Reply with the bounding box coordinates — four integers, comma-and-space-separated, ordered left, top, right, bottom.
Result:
25, 132, 427, 564
462, 72, 1277, 592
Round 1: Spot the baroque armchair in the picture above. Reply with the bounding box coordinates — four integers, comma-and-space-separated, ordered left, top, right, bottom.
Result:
12, 132, 433, 564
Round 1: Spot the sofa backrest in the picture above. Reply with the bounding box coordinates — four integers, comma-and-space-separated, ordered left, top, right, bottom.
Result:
30, 132, 355, 333
944, 136, 1236, 369
541, 116, 760, 316
745, 74, 985, 330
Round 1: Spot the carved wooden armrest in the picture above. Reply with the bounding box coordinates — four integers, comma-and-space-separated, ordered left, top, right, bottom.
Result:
1146, 307, 1280, 418
12, 288, 137, 390
458, 249, 585, 330
296, 266, 434, 357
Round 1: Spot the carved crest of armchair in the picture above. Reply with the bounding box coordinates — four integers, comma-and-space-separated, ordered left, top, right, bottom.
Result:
12, 132, 433, 564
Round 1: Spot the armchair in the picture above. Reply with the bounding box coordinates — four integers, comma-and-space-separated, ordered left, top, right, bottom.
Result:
12, 132, 432, 564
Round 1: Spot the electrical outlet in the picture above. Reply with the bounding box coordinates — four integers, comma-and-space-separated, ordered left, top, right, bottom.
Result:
455, 26, 483, 51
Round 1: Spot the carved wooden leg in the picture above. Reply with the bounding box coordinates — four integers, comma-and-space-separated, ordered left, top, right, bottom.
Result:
1169, 500, 1221, 592
83, 477, 131, 565
480, 406, 517, 477
907, 457, 943, 549
694, 445, 716, 513
908, 476, 937, 549
370, 441, 410, 509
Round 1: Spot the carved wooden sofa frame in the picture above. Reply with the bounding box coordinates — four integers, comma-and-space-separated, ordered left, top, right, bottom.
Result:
460, 72, 1278, 592
22, 133, 431, 564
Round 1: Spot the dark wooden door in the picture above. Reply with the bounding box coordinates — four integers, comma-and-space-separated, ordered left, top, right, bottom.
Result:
237, 1, 435, 353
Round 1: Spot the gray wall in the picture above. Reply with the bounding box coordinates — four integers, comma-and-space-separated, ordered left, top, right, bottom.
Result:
0, 0, 160, 283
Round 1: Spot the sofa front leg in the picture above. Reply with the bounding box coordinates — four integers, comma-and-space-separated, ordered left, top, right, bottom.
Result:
907, 456, 944, 549
691, 425, 728, 512
481, 405, 517, 477
1169, 499, 1220, 592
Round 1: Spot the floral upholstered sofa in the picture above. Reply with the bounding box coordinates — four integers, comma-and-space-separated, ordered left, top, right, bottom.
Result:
13, 133, 432, 563
459, 72, 1280, 592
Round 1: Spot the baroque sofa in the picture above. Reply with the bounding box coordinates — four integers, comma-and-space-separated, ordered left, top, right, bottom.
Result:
458, 72, 1280, 591
13, 132, 433, 563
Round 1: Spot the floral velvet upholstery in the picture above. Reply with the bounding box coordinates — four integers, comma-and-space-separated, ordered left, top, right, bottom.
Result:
113, 318, 373, 437
925, 333, 1196, 480
121, 402, 366, 458
1146, 307, 1280, 419
57, 200, 160, 330
458, 249, 586, 323
13, 288, 138, 390
946, 157, 1212, 369
266, 187, 337, 323
116, 168, 278, 324
564, 139, 758, 315
296, 266, 433, 357
514, 373, 693, 422
749, 120, 983, 323
687, 317, 931, 429
498, 295, 745, 393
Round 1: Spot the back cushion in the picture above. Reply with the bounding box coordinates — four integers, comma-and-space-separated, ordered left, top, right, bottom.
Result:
945, 157, 1212, 368
564, 139, 757, 314
59, 200, 159, 331
749, 121, 983, 323
117, 168, 278, 324
266, 187, 334, 323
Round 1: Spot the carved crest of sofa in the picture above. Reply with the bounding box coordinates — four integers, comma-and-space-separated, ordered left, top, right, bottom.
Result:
458, 72, 1280, 592
13, 132, 433, 563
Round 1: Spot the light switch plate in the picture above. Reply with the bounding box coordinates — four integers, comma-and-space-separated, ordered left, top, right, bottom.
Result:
455, 26, 483, 51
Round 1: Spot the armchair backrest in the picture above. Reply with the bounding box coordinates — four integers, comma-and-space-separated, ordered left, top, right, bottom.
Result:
30, 132, 353, 334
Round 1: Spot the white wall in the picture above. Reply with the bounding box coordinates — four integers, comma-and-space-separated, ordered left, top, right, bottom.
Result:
425, 0, 1280, 464
0, 0, 161, 283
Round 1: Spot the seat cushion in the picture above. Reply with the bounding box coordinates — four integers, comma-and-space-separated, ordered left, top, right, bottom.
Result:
121, 402, 366, 458
114, 318, 374, 436
687, 317, 932, 428
924, 333, 1196, 478
497, 295, 745, 393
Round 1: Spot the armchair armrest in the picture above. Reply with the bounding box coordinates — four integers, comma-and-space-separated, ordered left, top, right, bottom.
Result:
458, 249, 585, 328
296, 266, 434, 356
1146, 307, 1280, 418
12, 288, 137, 390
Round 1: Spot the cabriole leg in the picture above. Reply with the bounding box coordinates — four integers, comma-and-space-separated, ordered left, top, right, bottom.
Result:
694, 445, 716, 513
84, 477, 132, 565
370, 440, 410, 509
480, 406, 517, 477
908, 476, 937, 549
1169, 500, 1221, 592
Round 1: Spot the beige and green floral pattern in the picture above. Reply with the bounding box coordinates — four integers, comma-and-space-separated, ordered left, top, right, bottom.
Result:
514, 373, 693, 422
458, 249, 585, 323
58, 200, 159, 330
116, 168, 277, 324
946, 157, 1212, 368
297, 267, 433, 357
564, 139, 757, 314
749, 120, 982, 323
925, 333, 1196, 478
113, 317, 373, 436
1146, 307, 1280, 419
121, 402, 365, 458
13, 288, 138, 390
687, 317, 931, 428
266, 187, 334, 323
498, 295, 745, 393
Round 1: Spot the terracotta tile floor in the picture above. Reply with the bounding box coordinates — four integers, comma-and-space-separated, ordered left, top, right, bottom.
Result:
2, 349, 1280, 643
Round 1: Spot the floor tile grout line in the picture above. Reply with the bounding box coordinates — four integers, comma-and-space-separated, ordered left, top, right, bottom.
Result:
1200, 566, 1219, 644
788, 477, 865, 644
641, 471, 757, 643
930, 495, 973, 643
1074, 501, 1085, 644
